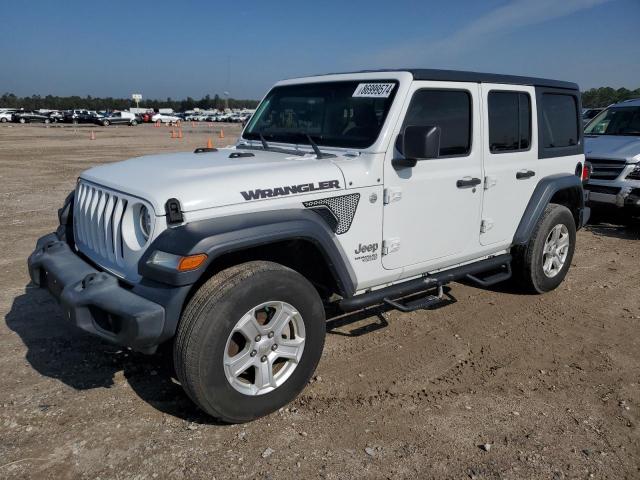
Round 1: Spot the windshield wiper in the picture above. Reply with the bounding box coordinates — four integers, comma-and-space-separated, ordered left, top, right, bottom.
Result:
306, 134, 335, 159
238, 131, 306, 156
259, 132, 269, 150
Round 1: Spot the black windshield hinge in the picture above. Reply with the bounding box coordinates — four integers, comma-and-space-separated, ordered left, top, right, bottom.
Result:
165, 198, 184, 224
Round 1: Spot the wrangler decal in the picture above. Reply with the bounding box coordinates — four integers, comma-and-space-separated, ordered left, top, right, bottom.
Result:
241, 180, 340, 201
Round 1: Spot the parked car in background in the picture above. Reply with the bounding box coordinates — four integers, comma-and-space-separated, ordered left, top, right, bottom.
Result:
151, 112, 180, 124
582, 108, 604, 125
96, 111, 140, 126
64, 110, 102, 124
48, 111, 64, 123
583, 98, 640, 222
12, 111, 52, 124
0, 110, 16, 123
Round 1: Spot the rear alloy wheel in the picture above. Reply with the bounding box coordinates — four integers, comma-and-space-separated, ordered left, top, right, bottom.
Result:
44, 118, 51, 124
174, 261, 325, 423
19, 118, 26, 124
513, 203, 576, 293
130, 120, 138, 126
541, 224, 570, 278
102, 120, 110, 126
0, 117, 7, 123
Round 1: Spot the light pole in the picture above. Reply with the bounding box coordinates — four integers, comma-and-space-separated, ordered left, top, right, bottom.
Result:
132, 93, 142, 112
223, 91, 229, 111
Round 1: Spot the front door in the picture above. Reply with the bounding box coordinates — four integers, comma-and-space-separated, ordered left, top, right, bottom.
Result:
382, 82, 483, 271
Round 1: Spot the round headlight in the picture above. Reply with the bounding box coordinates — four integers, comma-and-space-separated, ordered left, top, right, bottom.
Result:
139, 205, 152, 240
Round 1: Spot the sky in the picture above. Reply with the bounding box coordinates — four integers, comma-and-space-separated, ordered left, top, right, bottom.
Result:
1, 0, 638, 100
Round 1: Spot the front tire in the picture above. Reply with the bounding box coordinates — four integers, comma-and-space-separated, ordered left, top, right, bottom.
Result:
174, 261, 326, 423
513, 203, 576, 293
102, 120, 110, 126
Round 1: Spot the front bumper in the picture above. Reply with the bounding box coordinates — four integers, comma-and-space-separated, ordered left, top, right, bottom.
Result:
28, 232, 166, 353
586, 184, 640, 212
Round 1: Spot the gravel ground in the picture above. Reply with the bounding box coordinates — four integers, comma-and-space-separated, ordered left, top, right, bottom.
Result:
1, 123, 639, 479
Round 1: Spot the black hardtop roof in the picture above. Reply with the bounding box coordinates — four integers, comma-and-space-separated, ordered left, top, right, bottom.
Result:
318, 69, 579, 91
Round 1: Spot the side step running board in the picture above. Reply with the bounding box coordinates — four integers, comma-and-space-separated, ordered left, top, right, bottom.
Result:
383, 285, 447, 313
466, 262, 512, 287
339, 254, 512, 312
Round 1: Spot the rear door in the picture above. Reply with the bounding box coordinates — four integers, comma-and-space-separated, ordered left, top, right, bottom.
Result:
382, 82, 483, 270
479, 84, 538, 246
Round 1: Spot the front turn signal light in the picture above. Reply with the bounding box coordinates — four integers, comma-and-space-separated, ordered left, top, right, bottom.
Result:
148, 251, 208, 272
177, 253, 208, 272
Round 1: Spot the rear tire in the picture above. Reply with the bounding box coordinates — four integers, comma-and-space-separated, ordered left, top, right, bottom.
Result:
512, 203, 576, 293
174, 261, 326, 423
19, 118, 26, 124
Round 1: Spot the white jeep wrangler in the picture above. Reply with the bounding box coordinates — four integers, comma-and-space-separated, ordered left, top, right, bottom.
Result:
29, 69, 589, 423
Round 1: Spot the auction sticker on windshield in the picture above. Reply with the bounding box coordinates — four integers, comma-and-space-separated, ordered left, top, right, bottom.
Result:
353, 83, 395, 98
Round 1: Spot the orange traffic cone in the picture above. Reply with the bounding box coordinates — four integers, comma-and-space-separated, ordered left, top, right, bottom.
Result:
219, 128, 224, 139
90, 130, 96, 140
177, 129, 183, 139
206, 138, 214, 149
170, 129, 176, 139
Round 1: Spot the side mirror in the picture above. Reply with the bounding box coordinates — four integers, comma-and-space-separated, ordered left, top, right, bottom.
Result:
393, 125, 441, 168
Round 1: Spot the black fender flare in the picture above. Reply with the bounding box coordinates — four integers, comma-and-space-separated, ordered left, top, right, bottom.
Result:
138, 208, 357, 297
512, 173, 586, 246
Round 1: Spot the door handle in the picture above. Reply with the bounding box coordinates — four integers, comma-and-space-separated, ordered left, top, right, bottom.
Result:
456, 177, 482, 188
516, 169, 536, 179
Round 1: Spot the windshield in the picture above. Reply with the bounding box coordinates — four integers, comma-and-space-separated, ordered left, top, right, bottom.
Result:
585, 106, 640, 136
243, 80, 398, 149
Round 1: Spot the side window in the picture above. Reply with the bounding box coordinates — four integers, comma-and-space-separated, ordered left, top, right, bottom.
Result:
402, 89, 471, 157
541, 94, 578, 148
488, 91, 531, 153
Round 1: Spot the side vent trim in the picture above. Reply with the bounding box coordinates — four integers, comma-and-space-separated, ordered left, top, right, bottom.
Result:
303, 193, 360, 235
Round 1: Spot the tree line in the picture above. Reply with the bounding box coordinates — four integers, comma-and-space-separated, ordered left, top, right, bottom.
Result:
0, 93, 259, 111
1, 86, 638, 111
581, 87, 640, 108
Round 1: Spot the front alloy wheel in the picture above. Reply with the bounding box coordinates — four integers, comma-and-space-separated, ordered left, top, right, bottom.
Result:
224, 301, 305, 396
174, 261, 325, 423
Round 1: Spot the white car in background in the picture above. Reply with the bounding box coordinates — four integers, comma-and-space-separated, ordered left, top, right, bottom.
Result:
151, 113, 181, 124
0, 111, 15, 123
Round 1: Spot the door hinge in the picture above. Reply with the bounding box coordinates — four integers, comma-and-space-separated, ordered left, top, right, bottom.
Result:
382, 238, 400, 255
480, 218, 494, 233
484, 176, 497, 190
383, 188, 402, 205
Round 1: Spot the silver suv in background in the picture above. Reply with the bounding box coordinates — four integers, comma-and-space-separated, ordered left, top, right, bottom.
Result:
584, 98, 640, 221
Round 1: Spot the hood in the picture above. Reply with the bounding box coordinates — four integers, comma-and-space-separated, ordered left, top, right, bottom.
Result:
585, 135, 640, 162
80, 148, 347, 215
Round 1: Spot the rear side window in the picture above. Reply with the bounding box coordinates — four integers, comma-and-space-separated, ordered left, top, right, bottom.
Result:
403, 89, 472, 157
488, 91, 531, 153
541, 94, 579, 148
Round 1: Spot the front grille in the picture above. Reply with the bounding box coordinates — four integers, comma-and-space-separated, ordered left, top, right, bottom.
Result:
73, 179, 154, 281
74, 181, 128, 267
588, 159, 626, 180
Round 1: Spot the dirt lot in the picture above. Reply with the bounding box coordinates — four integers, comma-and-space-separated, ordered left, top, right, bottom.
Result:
1, 123, 639, 479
